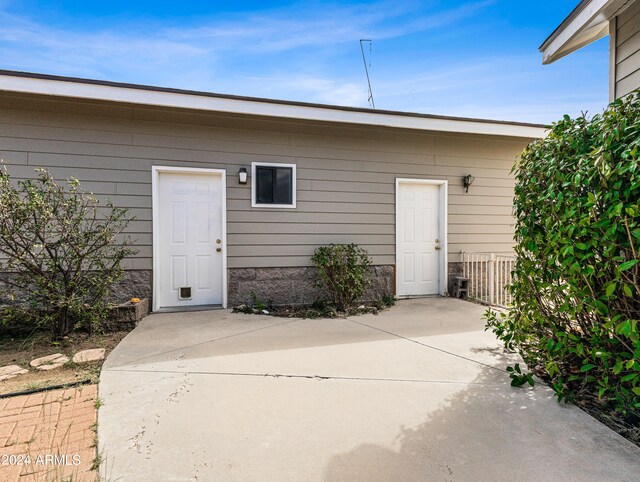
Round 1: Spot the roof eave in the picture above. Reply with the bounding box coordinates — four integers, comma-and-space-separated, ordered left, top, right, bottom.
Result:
0, 70, 547, 139
542, 22, 610, 64
540, 0, 635, 64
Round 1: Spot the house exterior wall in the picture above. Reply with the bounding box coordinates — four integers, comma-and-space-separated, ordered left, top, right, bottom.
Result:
613, 0, 640, 98
0, 92, 532, 306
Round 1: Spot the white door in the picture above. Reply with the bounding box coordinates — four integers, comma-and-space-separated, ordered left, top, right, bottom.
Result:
397, 182, 441, 296
156, 171, 224, 308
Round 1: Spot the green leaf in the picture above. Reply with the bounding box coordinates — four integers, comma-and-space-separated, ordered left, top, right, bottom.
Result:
510, 377, 527, 387
616, 320, 632, 337
605, 283, 616, 297
581, 364, 596, 372
623, 284, 634, 297
619, 260, 639, 271
595, 300, 609, 315
613, 361, 624, 375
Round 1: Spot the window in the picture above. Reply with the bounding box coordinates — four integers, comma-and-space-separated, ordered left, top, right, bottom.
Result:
251, 162, 296, 208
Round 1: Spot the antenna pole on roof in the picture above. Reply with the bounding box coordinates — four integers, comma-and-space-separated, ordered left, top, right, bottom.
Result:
359, 39, 375, 109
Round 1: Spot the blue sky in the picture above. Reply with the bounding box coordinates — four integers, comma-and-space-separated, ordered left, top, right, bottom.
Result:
0, 0, 609, 123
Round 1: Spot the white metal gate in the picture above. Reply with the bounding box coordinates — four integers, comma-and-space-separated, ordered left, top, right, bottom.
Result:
461, 252, 516, 308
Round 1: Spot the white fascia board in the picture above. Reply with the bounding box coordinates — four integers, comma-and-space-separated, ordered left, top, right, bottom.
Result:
545, 23, 610, 63
541, 0, 613, 64
0, 74, 547, 139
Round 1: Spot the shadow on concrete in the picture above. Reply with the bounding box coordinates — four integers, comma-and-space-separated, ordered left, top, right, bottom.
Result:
106, 297, 492, 369
322, 352, 640, 482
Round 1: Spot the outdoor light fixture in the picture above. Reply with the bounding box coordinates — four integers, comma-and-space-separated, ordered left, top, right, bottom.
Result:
463, 174, 475, 193
238, 167, 248, 184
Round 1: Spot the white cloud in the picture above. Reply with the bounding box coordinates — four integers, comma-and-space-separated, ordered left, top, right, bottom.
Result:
0, 0, 496, 77
242, 74, 367, 106
0, 0, 608, 123
165, 1, 497, 53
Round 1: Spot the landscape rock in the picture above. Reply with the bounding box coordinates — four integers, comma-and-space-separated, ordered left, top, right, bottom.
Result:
0, 364, 28, 381
29, 353, 69, 371
72, 348, 106, 364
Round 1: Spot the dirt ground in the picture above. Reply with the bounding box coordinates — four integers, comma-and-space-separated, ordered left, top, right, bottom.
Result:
0, 331, 127, 395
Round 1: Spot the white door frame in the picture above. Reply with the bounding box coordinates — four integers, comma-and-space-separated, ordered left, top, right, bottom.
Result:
151, 166, 227, 311
395, 178, 448, 297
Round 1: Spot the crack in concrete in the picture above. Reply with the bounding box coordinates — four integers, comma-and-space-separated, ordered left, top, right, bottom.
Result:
104, 367, 505, 386
345, 317, 509, 374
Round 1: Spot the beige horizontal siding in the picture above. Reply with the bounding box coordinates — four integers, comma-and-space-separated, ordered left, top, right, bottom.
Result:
227, 223, 394, 235
0, 92, 531, 269
615, 4, 640, 98
617, 31, 640, 63
617, 69, 640, 97
618, 0, 640, 38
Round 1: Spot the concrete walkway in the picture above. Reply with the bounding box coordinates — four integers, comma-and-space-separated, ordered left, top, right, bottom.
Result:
99, 298, 640, 481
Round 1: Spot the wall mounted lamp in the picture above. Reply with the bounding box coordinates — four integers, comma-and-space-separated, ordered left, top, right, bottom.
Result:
238, 167, 248, 184
463, 174, 475, 193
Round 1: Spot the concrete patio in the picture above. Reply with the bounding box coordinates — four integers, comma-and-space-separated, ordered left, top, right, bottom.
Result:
98, 298, 640, 481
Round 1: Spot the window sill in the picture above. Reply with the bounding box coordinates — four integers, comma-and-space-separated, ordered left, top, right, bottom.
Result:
251, 203, 297, 209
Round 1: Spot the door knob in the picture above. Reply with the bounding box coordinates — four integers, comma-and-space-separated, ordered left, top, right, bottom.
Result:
435, 246, 441, 251
216, 247, 222, 253
216, 239, 222, 244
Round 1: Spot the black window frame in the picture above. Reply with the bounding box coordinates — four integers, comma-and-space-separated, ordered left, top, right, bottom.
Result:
251, 163, 296, 208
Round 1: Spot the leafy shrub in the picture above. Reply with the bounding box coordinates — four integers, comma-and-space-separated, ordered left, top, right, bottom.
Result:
311, 243, 372, 311
250, 291, 268, 311
299, 300, 339, 319
0, 165, 137, 338
486, 92, 640, 419
380, 293, 396, 308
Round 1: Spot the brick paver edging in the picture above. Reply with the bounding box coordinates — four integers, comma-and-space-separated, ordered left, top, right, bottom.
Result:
0, 384, 98, 481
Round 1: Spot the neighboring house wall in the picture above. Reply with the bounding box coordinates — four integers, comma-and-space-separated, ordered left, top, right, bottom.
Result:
612, 0, 640, 98
0, 92, 531, 305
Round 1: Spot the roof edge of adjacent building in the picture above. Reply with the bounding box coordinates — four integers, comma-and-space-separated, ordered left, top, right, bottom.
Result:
0, 69, 547, 139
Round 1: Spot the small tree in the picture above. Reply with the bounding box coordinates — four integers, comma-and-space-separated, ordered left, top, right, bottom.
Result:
0, 165, 137, 338
312, 244, 372, 311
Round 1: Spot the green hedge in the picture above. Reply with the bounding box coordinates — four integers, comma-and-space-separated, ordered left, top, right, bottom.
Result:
486, 92, 640, 418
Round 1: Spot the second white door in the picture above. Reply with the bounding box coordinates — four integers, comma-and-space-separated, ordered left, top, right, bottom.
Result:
397, 181, 442, 296
156, 170, 224, 308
